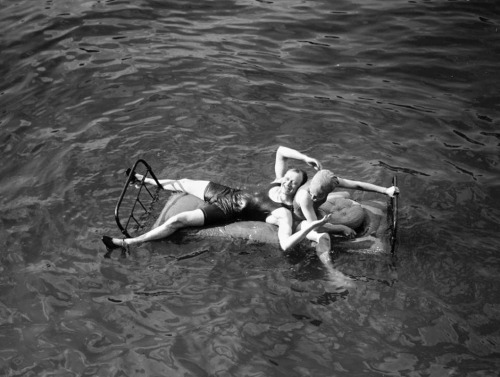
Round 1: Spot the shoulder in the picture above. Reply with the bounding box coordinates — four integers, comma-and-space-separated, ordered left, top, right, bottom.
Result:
296, 181, 310, 195
295, 186, 310, 203
271, 177, 282, 185
267, 184, 280, 202
268, 179, 282, 191
272, 206, 292, 219
268, 183, 280, 193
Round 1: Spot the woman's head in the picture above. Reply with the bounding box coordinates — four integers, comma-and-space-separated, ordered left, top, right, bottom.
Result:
309, 170, 339, 202
282, 168, 308, 196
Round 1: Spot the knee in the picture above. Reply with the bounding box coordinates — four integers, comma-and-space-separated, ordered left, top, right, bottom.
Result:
315, 233, 330, 244
168, 213, 191, 228
174, 178, 191, 191
169, 209, 205, 228
176, 178, 190, 185
315, 233, 331, 254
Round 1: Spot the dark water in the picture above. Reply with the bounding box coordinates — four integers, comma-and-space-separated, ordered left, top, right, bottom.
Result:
1, 0, 499, 376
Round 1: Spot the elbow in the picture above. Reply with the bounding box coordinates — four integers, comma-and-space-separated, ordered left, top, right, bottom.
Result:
280, 241, 292, 252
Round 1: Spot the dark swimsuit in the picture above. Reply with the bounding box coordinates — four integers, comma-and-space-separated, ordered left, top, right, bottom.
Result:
201, 182, 292, 226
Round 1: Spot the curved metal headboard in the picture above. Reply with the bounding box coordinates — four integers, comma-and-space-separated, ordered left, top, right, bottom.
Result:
114, 159, 164, 238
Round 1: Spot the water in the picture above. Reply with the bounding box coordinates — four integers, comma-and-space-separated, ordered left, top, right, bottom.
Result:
1, 0, 499, 375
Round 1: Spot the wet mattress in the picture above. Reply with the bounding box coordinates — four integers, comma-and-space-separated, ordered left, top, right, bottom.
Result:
152, 192, 395, 254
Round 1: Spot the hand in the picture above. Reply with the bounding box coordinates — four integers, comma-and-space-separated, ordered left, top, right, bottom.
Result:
316, 213, 332, 226
305, 156, 322, 171
385, 186, 400, 197
339, 225, 356, 239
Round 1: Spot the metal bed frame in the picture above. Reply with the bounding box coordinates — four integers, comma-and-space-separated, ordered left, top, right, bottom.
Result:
113, 161, 399, 254
114, 159, 164, 238
389, 175, 399, 254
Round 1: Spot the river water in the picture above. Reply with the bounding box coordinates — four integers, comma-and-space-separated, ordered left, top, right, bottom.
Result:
1, 0, 499, 376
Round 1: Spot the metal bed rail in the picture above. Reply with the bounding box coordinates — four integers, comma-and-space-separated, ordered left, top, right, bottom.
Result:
114, 159, 164, 238
388, 175, 399, 254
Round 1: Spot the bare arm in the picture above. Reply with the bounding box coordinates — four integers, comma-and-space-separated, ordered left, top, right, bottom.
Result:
295, 189, 318, 221
279, 215, 332, 251
318, 223, 356, 238
268, 208, 331, 251
337, 178, 399, 197
295, 189, 355, 237
274, 146, 322, 180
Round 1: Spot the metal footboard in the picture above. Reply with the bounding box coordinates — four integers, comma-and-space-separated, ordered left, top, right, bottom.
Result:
114, 159, 164, 238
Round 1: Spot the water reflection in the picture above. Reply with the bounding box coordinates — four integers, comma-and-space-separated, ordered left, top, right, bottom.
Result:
1, 0, 500, 375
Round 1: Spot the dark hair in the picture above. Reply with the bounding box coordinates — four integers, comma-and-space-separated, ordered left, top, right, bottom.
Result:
289, 168, 308, 186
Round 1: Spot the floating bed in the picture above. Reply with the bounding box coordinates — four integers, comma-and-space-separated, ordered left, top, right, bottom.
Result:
114, 160, 398, 255
152, 192, 396, 254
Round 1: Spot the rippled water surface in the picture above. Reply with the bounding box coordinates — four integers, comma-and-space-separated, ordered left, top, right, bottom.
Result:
1, 0, 499, 376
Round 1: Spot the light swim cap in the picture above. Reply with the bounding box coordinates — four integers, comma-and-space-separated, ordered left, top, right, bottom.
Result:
309, 170, 339, 197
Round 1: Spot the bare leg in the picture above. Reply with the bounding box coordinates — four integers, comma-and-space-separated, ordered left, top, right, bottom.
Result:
134, 174, 210, 200
296, 221, 332, 252
297, 221, 354, 287
108, 209, 205, 247
306, 231, 333, 263
314, 233, 354, 287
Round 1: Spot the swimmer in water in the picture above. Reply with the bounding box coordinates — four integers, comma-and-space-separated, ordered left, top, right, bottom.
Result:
102, 146, 329, 255
293, 169, 400, 269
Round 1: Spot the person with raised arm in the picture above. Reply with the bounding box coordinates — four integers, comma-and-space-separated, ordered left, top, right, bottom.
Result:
293, 169, 399, 268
